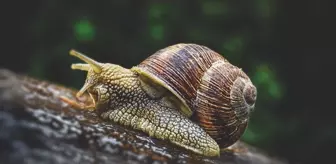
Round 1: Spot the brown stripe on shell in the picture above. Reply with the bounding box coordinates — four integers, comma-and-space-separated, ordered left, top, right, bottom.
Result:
193, 60, 251, 148
137, 43, 225, 115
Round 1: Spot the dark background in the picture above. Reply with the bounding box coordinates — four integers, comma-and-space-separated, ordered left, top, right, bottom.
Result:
1, 1, 334, 164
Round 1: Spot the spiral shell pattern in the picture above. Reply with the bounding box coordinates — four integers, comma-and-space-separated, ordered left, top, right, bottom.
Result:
136, 43, 257, 149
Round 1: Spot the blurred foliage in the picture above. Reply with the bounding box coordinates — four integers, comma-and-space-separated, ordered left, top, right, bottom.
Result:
2, 0, 334, 163
74, 19, 95, 41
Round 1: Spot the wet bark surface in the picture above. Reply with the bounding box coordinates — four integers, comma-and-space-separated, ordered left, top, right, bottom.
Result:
0, 69, 287, 164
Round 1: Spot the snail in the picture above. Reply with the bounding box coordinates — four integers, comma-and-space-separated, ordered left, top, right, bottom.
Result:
61, 43, 257, 157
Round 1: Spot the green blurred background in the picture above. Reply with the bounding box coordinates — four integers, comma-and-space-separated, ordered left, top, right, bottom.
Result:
1, 0, 334, 164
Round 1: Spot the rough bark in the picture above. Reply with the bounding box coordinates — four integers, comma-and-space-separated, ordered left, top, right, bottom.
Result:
0, 69, 287, 164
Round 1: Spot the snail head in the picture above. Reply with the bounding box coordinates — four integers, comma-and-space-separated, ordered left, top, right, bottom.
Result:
69, 50, 122, 101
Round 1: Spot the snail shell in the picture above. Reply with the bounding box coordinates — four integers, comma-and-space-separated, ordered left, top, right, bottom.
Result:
134, 43, 257, 149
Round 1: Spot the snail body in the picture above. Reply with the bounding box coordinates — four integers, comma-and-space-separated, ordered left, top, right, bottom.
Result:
65, 43, 257, 156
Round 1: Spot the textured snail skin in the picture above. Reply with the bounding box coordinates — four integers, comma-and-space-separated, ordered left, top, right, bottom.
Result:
69, 62, 220, 156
